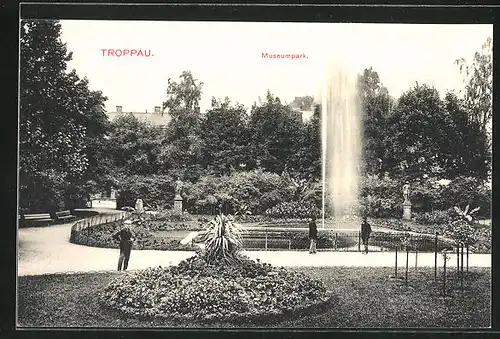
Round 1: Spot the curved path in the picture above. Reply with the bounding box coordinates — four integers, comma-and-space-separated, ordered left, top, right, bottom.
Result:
17, 208, 491, 276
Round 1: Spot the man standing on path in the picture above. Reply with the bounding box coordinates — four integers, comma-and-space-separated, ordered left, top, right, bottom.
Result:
113, 220, 135, 271
361, 216, 372, 254
308, 217, 318, 254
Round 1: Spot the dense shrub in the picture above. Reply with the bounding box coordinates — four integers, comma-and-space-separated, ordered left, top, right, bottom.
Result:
184, 170, 296, 215
413, 210, 452, 225
147, 210, 193, 222
360, 175, 401, 218
368, 196, 401, 218
264, 201, 320, 219
116, 174, 176, 210
99, 255, 329, 323
410, 179, 445, 212
440, 176, 491, 218
19, 169, 93, 213
359, 175, 491, 219
181, 170, 322, 215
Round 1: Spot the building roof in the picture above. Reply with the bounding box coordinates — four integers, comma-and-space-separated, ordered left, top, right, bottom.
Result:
107, 111, 172, 127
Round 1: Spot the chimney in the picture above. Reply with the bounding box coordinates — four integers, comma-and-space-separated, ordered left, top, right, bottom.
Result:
154, 106, 161, 113
116, 105, 122, 114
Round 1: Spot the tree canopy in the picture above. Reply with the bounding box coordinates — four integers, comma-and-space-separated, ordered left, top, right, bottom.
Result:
20, 20, 108, 211
20, 22, 491, 212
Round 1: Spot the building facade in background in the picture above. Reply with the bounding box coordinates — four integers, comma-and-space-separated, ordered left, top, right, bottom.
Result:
106, 105, 172, 127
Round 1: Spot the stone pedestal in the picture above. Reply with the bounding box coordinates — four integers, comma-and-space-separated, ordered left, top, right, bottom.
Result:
173, 194, 183, 213
402, 201, 412, 220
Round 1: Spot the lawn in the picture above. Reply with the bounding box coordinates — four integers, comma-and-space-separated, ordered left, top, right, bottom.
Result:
17, 267, 490, 328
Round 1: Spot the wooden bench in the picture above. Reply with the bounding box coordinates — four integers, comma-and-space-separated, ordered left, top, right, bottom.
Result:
22, 213, 54, 222
55, 210, 76, 222
19, 213, 55, 227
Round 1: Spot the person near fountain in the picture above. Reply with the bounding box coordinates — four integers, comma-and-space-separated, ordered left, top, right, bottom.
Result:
361, 216, 372, 254
113, 219, 135, 271
308, 217, 318, 254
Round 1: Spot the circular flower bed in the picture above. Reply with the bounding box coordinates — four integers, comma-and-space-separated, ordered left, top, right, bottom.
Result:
99, 255, 330, 324
72, 220, 201, 250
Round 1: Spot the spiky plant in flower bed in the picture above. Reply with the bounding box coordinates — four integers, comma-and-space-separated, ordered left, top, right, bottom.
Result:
200, 213, 245, 265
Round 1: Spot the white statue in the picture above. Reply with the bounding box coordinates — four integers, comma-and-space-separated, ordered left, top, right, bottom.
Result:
174, 179, 183, 195
403, 182, 410, 203
135, 198, 144, 213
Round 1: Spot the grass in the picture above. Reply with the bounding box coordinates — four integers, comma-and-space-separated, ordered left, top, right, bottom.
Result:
17, 267, 490, 328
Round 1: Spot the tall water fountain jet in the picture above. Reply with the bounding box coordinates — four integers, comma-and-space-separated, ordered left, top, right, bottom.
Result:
321, 62, 362, 226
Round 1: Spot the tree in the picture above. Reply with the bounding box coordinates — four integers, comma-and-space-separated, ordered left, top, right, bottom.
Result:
358, 67, 395, 176
248, 91, 305, 174
200, 97, 250, 175
161, 71, 204, 178
444, 92, 489, 180
19, 20, 108, 211
455, 37, 492, 180
108, 114, 164, 175
455, 37, 492, 148
290, 104, 321, 180
163, 71, 203, 139
384, 84, 455, 180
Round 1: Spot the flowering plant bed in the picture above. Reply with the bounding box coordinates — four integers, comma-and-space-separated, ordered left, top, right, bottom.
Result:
99, 255, 330, 324
72, 221, 196, 251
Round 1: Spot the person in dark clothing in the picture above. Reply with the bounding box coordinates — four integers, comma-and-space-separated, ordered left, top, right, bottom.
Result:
113, 220, 135, 271
361, 216, 372, 254
308, 217, 318, 254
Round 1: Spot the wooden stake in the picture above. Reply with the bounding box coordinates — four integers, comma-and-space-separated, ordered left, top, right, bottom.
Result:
395, 247, 398, 278
461, 243, 464, 275
443, 253, 447, 296
405, 248, 409, 286
466, 245, 469, 273
265, 228, 268, 250
460, 244, 464, 295
434, 231, 438, 281
358, 232, 361, 252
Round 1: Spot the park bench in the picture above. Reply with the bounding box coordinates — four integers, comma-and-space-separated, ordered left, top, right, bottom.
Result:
55, 210, 77, 222
19, 213, 54, 227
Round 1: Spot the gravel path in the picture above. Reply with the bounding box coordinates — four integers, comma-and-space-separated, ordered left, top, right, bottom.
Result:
17, 207, 491, 276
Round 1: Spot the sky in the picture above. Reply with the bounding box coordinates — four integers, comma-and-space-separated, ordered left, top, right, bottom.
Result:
59, 21, 492, 114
